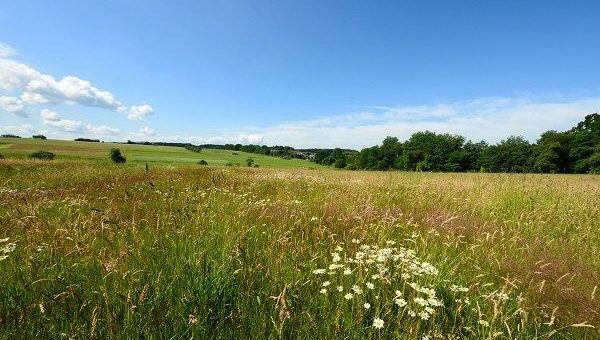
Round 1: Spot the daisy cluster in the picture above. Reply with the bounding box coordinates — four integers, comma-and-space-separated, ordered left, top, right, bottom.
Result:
312, 239, 452, 329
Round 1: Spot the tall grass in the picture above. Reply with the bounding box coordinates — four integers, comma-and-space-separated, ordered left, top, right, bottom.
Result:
0, 161, 598, 338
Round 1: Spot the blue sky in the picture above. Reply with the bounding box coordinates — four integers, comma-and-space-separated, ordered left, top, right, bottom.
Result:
1, 1, 599, 148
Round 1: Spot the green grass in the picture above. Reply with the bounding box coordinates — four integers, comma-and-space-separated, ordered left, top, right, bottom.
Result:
0, 160, 598, 339
0, 137, 321, 168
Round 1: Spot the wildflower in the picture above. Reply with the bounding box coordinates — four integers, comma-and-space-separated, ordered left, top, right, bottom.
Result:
414, 297, 428, 306
337, 286, 343, 292
363, 302, 371, 310
373, 318, 384, 329
394, 298, 407, 307
320, 288, 327, 294
478, 320, 489, 327
450, 284, 469, 293
188, 314, 198, 325
344, 293, 353, 300
335, 245, 343, 252
329, 263, 343, 271
322, 281, 331, 287
418, 311, 430, 320
366, 282, 375, 290
310, 216, 318, 221
352, 238, 360, 244
312, 269, 326, 274
343, 268, 352, 275
492, 292, 509, 302
331, 252, 341, 262
408, 310, 416, 317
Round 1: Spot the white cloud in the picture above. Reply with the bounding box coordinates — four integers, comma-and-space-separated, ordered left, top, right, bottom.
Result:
40, 108, 120, 136
0, 123, 36, 136
165, 96, 598, 149
0, 42, 153, 118
0, 96, 26, 116
40, 109, 82, 132
86, 124, 120, 136
270, 97, 600, 148
128, 126, 156, 139
22, 75, 126, 112
128, 104, 154, 120
40, 108, 61, 122
0, 43, 15, 58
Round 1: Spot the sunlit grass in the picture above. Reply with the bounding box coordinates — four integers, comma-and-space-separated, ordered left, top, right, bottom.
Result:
0, 160, 598, 338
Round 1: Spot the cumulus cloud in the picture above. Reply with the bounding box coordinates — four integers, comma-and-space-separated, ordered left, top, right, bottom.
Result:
0, 96, 26, 116
40, 109, 120, 136
128, 104, 154, 120
0, 42, 153, 119
40, 109, 82, 132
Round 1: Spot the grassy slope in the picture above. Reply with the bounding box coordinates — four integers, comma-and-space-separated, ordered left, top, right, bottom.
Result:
0, 137, 321, 168
0, 162, 598, 338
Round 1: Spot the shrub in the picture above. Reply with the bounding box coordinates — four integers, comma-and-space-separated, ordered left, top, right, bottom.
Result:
28, 150, 55, 160
75, 138, 100, 142
197, 160, 208, 165
246, 157, 254, 167
1, 134, 20, 138
109, 148, 126, 163
32, 135, 47, 140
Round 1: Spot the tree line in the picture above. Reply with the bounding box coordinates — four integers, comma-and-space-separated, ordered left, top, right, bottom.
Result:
313, 113, 600, 174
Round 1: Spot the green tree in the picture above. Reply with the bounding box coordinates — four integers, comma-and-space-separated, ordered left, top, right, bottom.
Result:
480, 136, 533, 173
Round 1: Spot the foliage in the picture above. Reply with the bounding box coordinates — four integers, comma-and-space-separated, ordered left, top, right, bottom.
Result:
74, 138, 100, 142
197, 159, 208, 165
246, 157, 255, 167
339, 113, 600, 174
32, 135, 47, 140
27, 150, 55, 160
1, 134, 20, 138
109, 148, 126, 163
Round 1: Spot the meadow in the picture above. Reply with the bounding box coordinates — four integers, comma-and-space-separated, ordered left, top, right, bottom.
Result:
0, 148, 599, 338
0, 137, 320, 168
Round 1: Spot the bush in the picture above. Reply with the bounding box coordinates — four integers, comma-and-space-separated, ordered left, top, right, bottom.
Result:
197, 160, 208, 165
32, 135, 47, 140
109, 148, 126, 163
1, 134, 20, 138
246, 157, 254, 167
28, 150, 55, 160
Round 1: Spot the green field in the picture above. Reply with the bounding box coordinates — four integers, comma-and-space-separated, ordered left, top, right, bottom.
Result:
0, 137, 320, 168
0, 151, 599, 338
